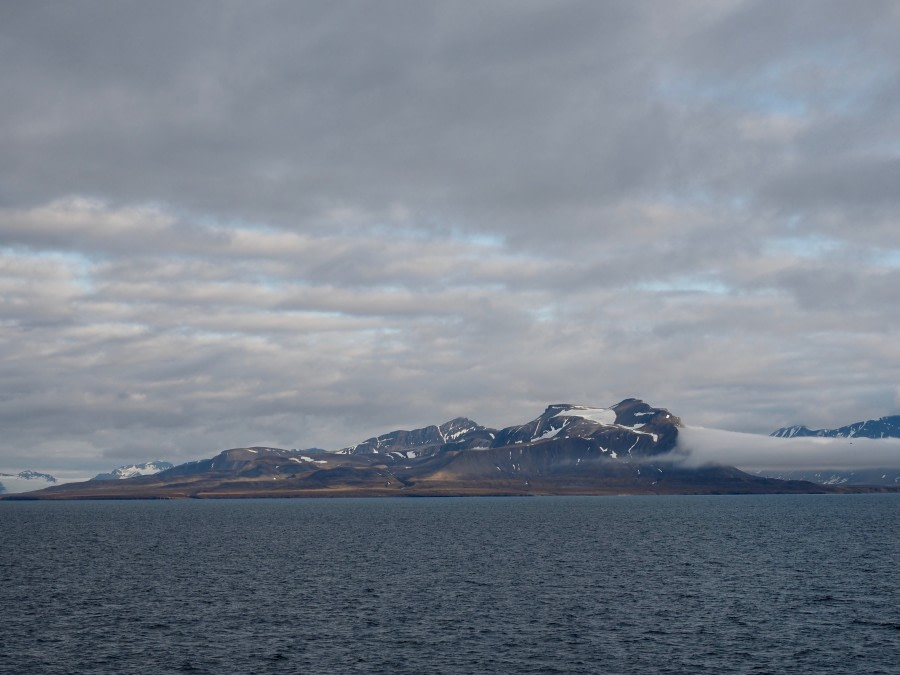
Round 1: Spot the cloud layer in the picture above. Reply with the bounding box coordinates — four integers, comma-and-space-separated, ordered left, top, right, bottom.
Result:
675, 427, 900, 471
2, 2, 900, 471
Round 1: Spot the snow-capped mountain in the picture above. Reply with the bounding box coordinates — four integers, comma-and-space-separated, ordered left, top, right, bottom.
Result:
91, 461, 175, 481
488, 399, 680, 459
0, 470, 58, 494
772, 415, 900, 439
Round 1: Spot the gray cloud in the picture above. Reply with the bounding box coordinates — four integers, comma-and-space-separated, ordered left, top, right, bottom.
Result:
1, 1, 900, 474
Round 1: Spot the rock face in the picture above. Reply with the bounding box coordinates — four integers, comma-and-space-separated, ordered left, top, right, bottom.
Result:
6, 399, 889, 499
772, 415, 900, 439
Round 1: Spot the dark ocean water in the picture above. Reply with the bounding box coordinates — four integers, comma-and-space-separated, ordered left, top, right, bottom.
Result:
2, 495, 898, 674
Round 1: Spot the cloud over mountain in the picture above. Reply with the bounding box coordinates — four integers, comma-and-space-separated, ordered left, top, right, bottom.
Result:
675, 427, 900, 471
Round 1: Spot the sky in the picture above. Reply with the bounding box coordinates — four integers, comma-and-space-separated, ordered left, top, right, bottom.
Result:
2, 1, 900, 475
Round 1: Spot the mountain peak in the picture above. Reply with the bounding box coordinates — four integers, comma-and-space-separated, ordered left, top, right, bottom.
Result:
540, 399, 680, 427
490, 399, 680, 458
772, 415, 900, 439
92, 461, 174, 481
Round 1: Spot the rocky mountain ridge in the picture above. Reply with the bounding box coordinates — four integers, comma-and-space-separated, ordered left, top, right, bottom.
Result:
772, 415, 900, 439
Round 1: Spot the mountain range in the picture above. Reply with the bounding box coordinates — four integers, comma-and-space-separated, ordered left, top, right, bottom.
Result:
6, 398, 897, 500
772, 415, 900, 439
765, 415, 900, 486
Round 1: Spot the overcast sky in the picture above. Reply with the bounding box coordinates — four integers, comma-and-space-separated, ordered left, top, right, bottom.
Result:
2, 1, 900, 474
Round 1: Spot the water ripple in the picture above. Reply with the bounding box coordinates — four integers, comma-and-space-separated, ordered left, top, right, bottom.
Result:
2, 494, 898, 673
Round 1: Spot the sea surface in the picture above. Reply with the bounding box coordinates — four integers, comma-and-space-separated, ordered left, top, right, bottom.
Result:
2, 494, 898, 674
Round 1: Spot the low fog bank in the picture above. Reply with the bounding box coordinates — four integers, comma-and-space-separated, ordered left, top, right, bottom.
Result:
0, 469, 98, 494
672, 426, 900, 471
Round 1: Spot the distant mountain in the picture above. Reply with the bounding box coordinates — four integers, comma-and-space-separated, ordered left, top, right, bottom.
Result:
753, 469, 900, 487
767, 415, 900, 486
772, 415, 900, 439
92, 461, 175, 481
6, 399, 896, 500
0, 470, 57, 494
338, 399, 679, 460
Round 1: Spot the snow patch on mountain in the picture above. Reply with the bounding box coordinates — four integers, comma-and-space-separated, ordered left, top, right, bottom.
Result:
554, 406, 616, 426
535, 425, 564, 440
551, 405, 660, 442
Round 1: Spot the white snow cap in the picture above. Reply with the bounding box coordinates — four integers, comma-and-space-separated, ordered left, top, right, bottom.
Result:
554, 406, 617, 425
